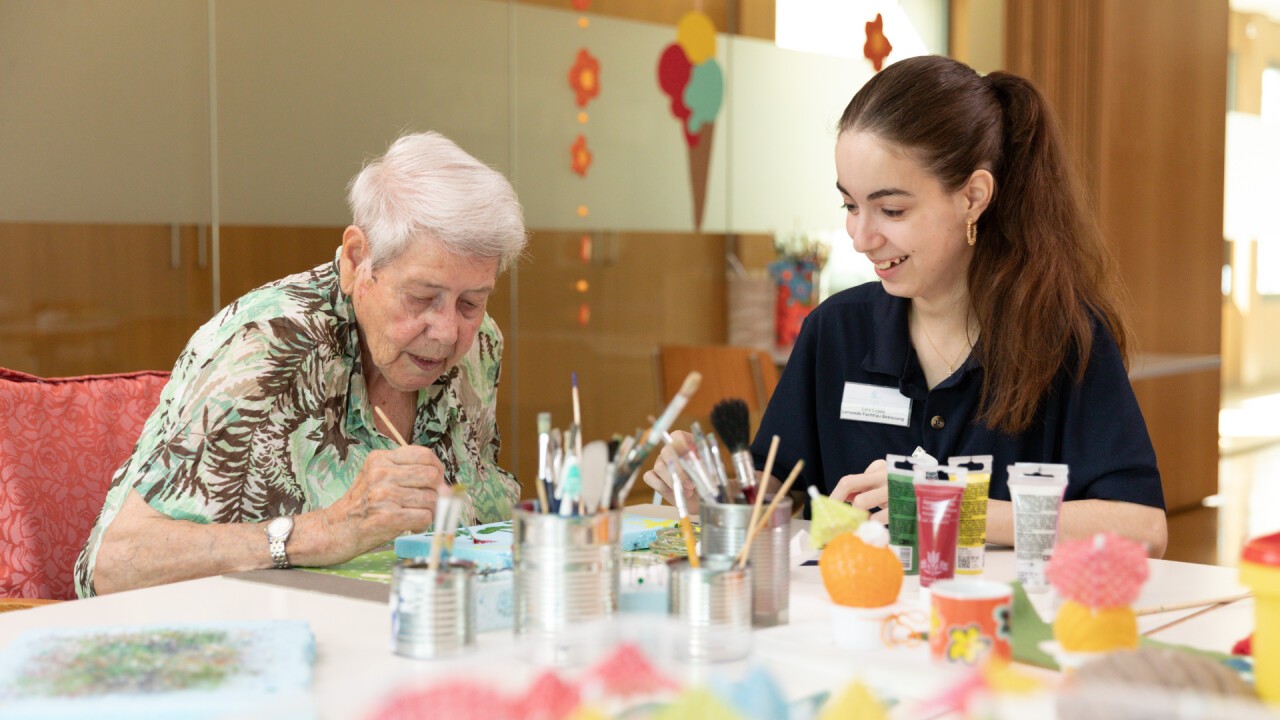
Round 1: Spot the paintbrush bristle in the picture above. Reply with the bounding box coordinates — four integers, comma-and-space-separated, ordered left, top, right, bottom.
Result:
710, 398, 751, 451
678, 371, 702, 397
537, 412, 551, 434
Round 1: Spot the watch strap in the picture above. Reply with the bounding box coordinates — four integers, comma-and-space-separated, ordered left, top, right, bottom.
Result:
269, 535, 290, 569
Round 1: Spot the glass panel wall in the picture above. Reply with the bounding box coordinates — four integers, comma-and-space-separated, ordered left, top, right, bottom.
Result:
0, 0, 213, 376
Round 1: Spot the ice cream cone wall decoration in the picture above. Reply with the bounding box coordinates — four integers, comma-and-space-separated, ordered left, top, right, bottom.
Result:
656, 11, 723, 231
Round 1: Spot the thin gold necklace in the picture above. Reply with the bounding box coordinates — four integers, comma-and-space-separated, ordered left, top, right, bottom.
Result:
914, 307, 974, 374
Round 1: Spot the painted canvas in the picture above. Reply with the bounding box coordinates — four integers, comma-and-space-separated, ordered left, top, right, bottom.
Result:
393, 516, 678, 570
0, 620, 315, 720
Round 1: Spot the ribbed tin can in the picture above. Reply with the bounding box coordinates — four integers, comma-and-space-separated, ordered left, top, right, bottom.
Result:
668, 554, 752, 662
390, 559, 475, 659
513, 502, 621, 665
700, 496, 791, 626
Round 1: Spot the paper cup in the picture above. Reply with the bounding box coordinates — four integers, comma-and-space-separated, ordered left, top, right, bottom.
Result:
830, 602, 900, 652
928, 579, 1012, 666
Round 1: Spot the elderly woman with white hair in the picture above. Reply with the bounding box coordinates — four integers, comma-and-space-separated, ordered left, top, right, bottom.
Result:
76, 132, 527, 597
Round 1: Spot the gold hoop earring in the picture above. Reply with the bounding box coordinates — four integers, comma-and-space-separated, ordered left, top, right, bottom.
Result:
966, 219, 977, 246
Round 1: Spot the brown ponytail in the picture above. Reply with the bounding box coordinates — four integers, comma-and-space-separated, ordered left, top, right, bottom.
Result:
839, 56, 1132, 435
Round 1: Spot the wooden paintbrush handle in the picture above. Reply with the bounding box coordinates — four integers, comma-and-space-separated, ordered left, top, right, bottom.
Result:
679, 517, 700, 568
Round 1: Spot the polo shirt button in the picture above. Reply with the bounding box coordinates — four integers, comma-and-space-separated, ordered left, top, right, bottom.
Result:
930, 415, 945, 430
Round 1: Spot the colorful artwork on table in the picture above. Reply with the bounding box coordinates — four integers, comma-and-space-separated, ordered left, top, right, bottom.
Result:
863, 13, 893, 71
0, 621, 315, 719
300, 548, 399, 583
656, 11, 724, 230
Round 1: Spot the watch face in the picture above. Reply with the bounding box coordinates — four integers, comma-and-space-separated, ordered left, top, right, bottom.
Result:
267, 516, 293, 539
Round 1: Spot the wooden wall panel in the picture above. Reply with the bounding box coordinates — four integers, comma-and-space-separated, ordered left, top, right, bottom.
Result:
506, 231, 727, 494
217, 227, 341, 302
1133, 371, 1221, 513
0, 223, 212, 377
1004, 0, 1227, 509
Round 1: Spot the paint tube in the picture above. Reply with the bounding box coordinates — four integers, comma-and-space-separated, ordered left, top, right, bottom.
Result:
1007, 463, 1069, 592
887, 453, 938, 575
913, 469, 965, 588
948, 455, 992, 575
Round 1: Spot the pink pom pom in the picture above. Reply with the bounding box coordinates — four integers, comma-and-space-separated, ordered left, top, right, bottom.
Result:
515, 671, 582, 720
1046, 532, 1149, 608
582, 643, 679, 699
366, 681, 519, 720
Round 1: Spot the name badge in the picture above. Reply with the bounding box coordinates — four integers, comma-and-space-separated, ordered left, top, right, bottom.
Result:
840, 382, 912, 427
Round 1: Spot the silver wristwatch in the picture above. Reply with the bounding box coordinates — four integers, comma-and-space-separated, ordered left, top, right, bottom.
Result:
265, 516, 294, 569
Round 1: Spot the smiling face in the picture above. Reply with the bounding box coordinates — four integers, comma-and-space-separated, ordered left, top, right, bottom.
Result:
835, 131, 988, 310
340, 228, 498, 394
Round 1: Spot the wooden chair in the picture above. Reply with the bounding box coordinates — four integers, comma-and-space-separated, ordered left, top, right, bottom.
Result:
652, 344, 780, 423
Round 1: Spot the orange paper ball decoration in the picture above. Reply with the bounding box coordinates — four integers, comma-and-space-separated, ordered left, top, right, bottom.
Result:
819, 531, 904, 608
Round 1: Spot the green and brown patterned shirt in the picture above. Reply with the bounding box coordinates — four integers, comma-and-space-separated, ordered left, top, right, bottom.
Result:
75, 257, 518, 598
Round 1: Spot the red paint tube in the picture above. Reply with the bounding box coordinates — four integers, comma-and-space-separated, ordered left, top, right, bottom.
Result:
913, 475, 965, 588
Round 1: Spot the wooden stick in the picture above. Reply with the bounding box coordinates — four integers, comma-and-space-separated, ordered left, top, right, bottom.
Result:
679, 516, 701, 569
374, 406, 410, 448
571, 372, 582, 428
427, 486, 453, 571
1141, 597, 1244, 637
741, 435, 779, 560
1134, 591, 1252, 617
534, 461, 550, 514
670, 464, 700, 569
737, 459, 804, 568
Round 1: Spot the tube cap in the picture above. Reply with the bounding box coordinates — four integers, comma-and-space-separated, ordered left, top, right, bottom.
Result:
1242, 532, 1280, 567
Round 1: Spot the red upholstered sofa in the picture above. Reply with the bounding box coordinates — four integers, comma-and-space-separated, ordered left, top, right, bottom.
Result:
0, 368, 169, 599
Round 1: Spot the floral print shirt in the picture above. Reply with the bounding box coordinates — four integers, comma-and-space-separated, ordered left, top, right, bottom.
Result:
75, 257, 518, 597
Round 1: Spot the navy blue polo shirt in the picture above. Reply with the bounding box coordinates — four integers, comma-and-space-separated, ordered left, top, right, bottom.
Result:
751, 282, 1163, 511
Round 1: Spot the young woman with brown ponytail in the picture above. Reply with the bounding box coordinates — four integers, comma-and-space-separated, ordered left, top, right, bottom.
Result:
748, 55, 1166, 556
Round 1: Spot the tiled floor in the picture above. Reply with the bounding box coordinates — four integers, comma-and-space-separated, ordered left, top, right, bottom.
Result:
1164, 387, 1280, 566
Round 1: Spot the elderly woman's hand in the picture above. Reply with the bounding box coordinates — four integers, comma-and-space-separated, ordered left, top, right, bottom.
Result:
321, 445, 447, 556
641, 430, 701, 516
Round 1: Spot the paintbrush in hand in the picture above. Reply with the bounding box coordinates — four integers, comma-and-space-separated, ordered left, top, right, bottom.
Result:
610, 372, 702, 500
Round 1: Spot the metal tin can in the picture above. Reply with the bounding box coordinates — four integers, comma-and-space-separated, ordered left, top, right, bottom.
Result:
668, 554, 752, 662
513, 502, 621, 665
700, 495, 791, 626
390, 559, 475, 659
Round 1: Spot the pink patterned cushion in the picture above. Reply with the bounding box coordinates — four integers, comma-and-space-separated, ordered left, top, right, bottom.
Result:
0, 368, 168, 600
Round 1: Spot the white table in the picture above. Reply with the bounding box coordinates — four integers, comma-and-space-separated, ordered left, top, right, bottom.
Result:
0, 508, 1255, 719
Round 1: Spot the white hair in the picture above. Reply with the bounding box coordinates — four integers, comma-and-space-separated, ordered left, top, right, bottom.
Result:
347, 131, 527, 272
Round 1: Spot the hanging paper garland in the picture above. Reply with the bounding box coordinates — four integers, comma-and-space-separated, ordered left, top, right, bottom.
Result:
570, 134, 593, 177
568, 4, 595, 328
863, 13, 893, 72
568, 49, 601, 108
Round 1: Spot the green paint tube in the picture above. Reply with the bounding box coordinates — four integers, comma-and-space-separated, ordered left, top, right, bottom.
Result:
886, 452, 938, 575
